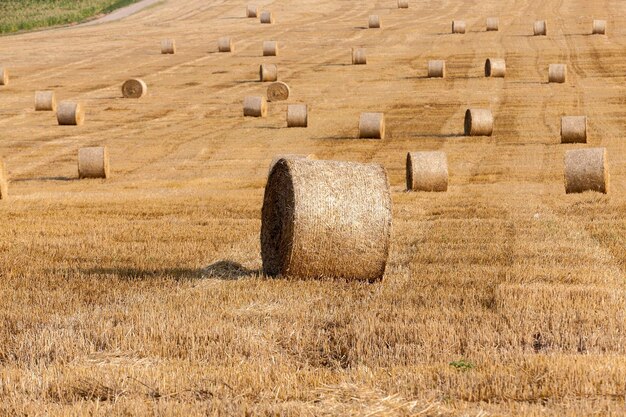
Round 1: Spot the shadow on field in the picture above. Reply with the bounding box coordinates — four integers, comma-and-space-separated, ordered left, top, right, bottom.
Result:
12, 176, 74, 182
82, 261, 259, 281
202, 260, 260, 280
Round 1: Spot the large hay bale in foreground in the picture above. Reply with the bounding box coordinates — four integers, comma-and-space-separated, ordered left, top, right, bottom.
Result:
287, 104, 308, 127
259, 64, 278, 82
78, 146, 110, 179
592, 19, 606, 35
57, 101, 84, 126
260, 11, 274, 24
533, 20, 547, 35
368, 15, 381, 28
352, 48, 367, 65
246, 5, 258, 18
261, 158, 392, 281
161, 39, 176, 54
486, 17, 499, 31
397, 0, 409, 8
452, 20, 466, 34
427, 60, 446, 78
218, 37, 234, 52
263, 41, 278, 56
485, 58, 506, 77
548, 64, 567, 83
243, 96, 267, 117
35, 91, 56, 111
560, 116, 587, 143
0, 160, 7, 200
564, 147, 609, 194
464, 109, 493, 136
359, 112, 385, 139
122, 79, 147, 98
406, 151, 448, 192
0, 68, 8, 86
267, 82, 290, 101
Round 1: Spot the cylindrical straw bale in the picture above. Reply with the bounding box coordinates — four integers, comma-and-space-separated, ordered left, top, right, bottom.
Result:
564, 148, 609, 194
485, 58, 506, 77
246, 5, 258, 18
368, 15, 381, 28
398, 0, 409, 8
561, 116, 587, 143
406, 151, 448, 192
57, 101, 84, 126
534, 20, 547, 35
268, 154, 315, 174
427, 60, 446, 78
464, 109, 493, 136
592, 20, 606, 35
259, 64, 278, 82
121, 79, 147, 98
35, 91, 56, 111
452, 20, 466, 34
261, 158, 392, 281
359, 112, 385, 139
78, 146, 110, 179
263, 41, 278, 56
267, 81, 290, 102
548, 64, 567, 83
243, 96, 267, 117
161, 39, 175, 54
0, 68, 8, 86
260, 11, 274, 24
0, 160, 7, 200
287, 104, 308, 127
486, 17, 499, 31
218, 37, 234, 52
352, 48, 367, 65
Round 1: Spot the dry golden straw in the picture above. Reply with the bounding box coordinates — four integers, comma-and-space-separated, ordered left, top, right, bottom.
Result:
78, 146, 110, 179
352, 48, 367, 65
246, 5, 258, 18
34, 91, 56, 111
548, 64, 567, 83
287, 104, 308, 127
160, 39, 175, 54
121, 79, 147, 98
564, 147, 609, 194
267, 82, 290, 102
243, 96, 267, 117
464, 109, 493, 136
452, 20, 466, 34
259, 64, 278, 82
0, 160, 7, 200
263, 41, 278, 56
592, 19, 606, 35
561, 116, 587, 143
427, 60, 446, 78
485, 58, 506, 77
368, 15, 381, 28
261, 158, 392, 281
359, 112, 385, 139
534, 20, 547, 35
218, 37, 234, 52
397, 0, 409, 8
267, 154, 315, 174
260, 11, 274, 24
57, 101, 84, 126
406, 151, 448, 192
0, 68, 8, 86
486, 17, 499, 31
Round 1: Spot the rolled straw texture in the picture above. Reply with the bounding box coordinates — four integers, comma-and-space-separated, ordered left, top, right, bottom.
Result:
78, 146, 110, 179
57, 101, 84, 126
261, 158, 392, 281
267, 82, 290, 102
287, 104, 308, 127
268, 154, 315, 174
35, 91, 56, 111
260, 11, 274, 24
560, 116, 587, 143
548, 64, 567, 83
564, 147, 609, 194
243, 96, 267, 117
464, 109, 493, 136
368, 15, 381, 28
259, 64, 278, 82
352, 48, 367, 65
0, 68, 8, 86
122, 79, 147, 98
218, 37, 234, 52
406, 151, 448, 192
534, 20, 547, 35
161, 39, 176, 54
427, 60, 446, 78
0, 160, 7, 200
246, 5, 258, 18
359, 112, 385, 139
397, 0, 409, 8
263, 41, 278, 56
592, 20, 606, 35
486, 17, 499, 31
485, 58, 506, 77
452, 20, 466, 33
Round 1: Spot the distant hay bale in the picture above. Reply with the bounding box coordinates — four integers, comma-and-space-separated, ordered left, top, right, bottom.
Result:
533, 20, 547, 35
268, 153, 315, 174
260, 11, 274, 24
592, 20, 606, 35
243, 96, 267, 117
564, 147, 609, 194
267, 82, 290, 102
121, 79, 147, 98
57, 101, 84, 126
464, 109, 493, 136
486, 17, 499, 31
259, 64, 278, 82
0, 160, 7, 200
561, 116, 587, 143
452, 20, 466, 34
263, 41, 278, 56
246, 5, 258, 18
427, 60, 446, 78
397, 0, 409, 8
368, 15, 381, 28
548, 64, 567, 83
78, 146, 110, 179
218, 37, 234, 52
261, 158, 392, 281
406, 151, 448, 192
35, 91, 56, 111
485, 58, 506, 77
161, 39, 176, 54
287, 104, 308, 127
0, 68, 8, 86
359, 112, 385, 139
352, 48, 367, 65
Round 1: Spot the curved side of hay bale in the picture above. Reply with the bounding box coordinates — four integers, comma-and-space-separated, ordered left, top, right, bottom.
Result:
0, 160, 7, 200
397, 0, 409, 8
428, 60, 446, 78
548, 64, 567, 83
267, 82, 290, 102
246, 5, 258, 18
561, 116, 587, 143
261, 158, 392, 281
464, 109, 493, 136
260, 11, 274, 24
452, 20, 466, 34
406, 151, 448, 192
243, 96, 267, 117
533, 20, 547, 35
122, 79, 147, 98
57, 101, 84, 126
359, 112, 385, 139
352, 48, 367, 65
259, 64, 278, 82
262, 41, 278, 56
0, 68, 8, 86
35, 91, 56, 111
592, 19, 606, 34
161, 39, 176, 54
268, 154, 315, 174
368, 15, 381, 28
486, 17, 499, 31
218, 37, 234, 52
287, 104, 308, 127
564, 148, 609, 194
485, 58, 506, 77
78, 146, 110, 179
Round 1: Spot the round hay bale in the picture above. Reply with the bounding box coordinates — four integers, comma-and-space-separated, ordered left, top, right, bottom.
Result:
263, 40, 278, 56
406, 151, 448, 192
533, 20, 547, 35
259, 64, 278, 82
368, 15, 381, 28
261, 158, 392, 281
78, 146, 110, 179
268, 153, 315, 174
592, 19, 606, 35
243, 96, 267, 117
121, 79, 147, 98
486, 17, 499, 31
161, 39, 176, 54
485, 58, 506, 77
218, 37, 234, 52
352, 48, 367, 65
57, 101, 84, 126
564, 147, 609, 194
464, 109, 493, 136
548, 64, 567, 83
398, 0, 409, 8
35, 91, 56, 111
246, 5, 258, 18
267, 81, 290, 102
428, 60, 446, 78
0, 68, 8, 86
260, 11, 274, 24
452, 20, 466, 34
0, 160, 7, 200
359, 112, 385, 139
287, 104, 308, 127
561, 116, 587, 143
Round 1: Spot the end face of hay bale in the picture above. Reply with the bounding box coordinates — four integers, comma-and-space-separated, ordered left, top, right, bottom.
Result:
561, 116, 587, 143
564, 147, 609, 194
427, 60, 446, 78
121, 79, 147, 98
246, 5, 258, 18
486, 17, 499, 31
78, 146, 110, 179
0, 68, 8, 86
261, 158, 392, 281
259, 64, 278, 82
406, 151, 448, 192
592, 19, 606, 34
0, 160, 8, 200
57, 101, 84, 126
260, 11, 274, 24
218, 37, 234, 52
533, 20, 547, 35
35, 91, 56, 111
485, 58, 506, 77
262, 41, 278, 56
287, 104, 308, 127
243, 96, 267, 117
352, 48, 367, 65
161, 39, 176, 54
397, 0, 409, 8
452, 20, 466, 34
359, 112, 385, 139
464, 109, 493, 136
267, 82, 290, 102
548, 64, 567, 83
368, 15, 381, 28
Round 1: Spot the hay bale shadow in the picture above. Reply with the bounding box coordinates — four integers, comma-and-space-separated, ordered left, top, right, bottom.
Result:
202, 260, 260, 280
